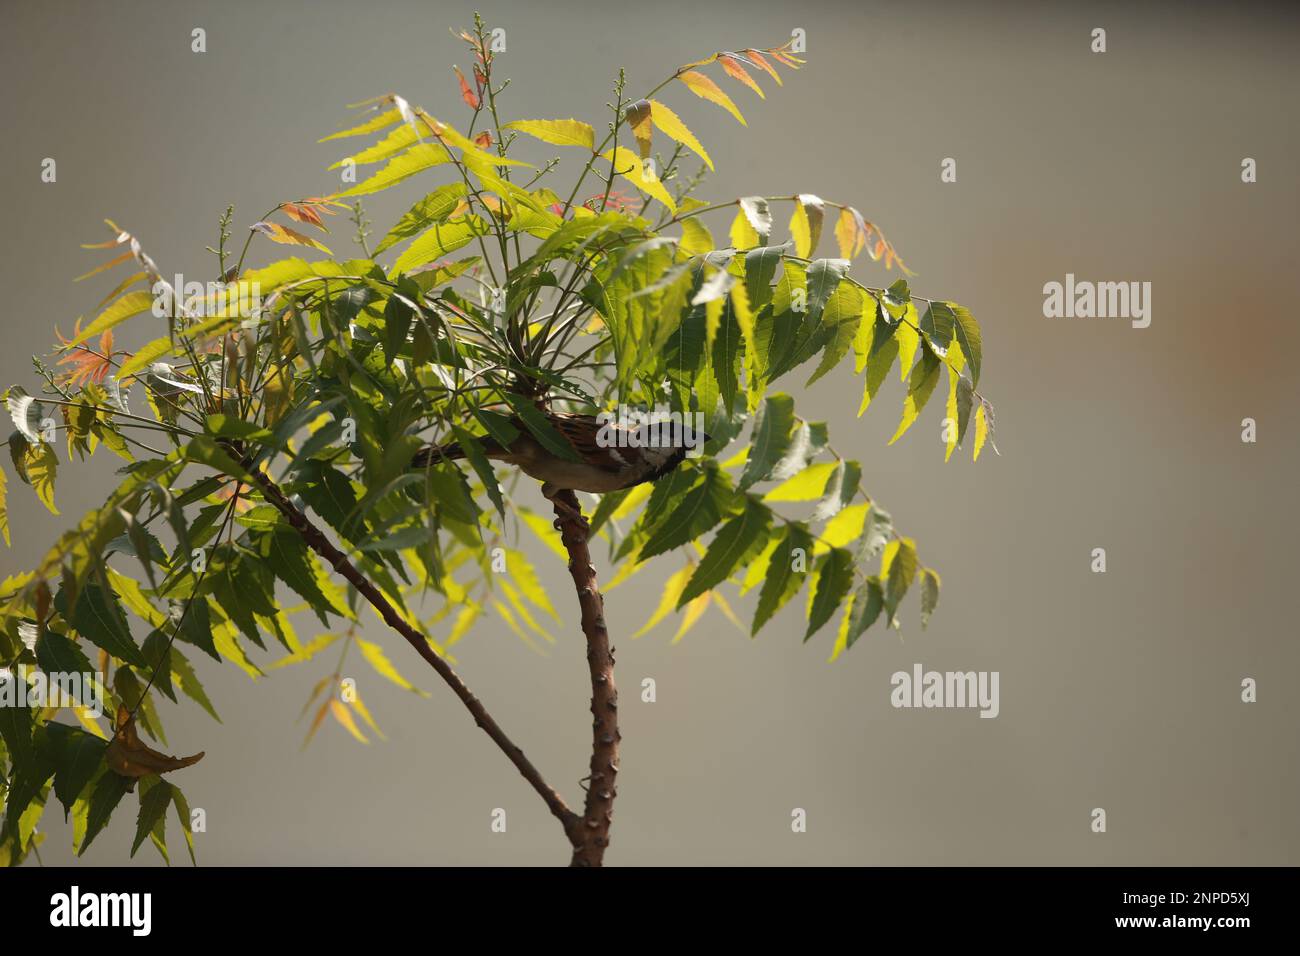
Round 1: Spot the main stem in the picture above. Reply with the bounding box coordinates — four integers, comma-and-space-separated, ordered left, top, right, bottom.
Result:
551, 489, 620, 867
234, 448, 585, 852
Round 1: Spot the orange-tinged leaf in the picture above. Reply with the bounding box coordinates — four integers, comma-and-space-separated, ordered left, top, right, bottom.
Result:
743, 49, 783, 86
720, 54, 765, 98
454, 65, 480, 109
251, 221, 332, 255
329, 698, 369, 744
648, 100, 712, 170
834, 207, 859, 259
282, 202, 327, 231
677, 70, 746, 126
74, 250, 132, 282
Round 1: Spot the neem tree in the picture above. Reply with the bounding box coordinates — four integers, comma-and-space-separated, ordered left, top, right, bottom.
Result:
0, 16, 996, 867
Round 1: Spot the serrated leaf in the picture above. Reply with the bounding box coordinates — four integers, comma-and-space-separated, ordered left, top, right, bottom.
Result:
805, 547, 854, 641
634, 564, 692, 637
131, 778, 172, 857
677, 70, 746, 125
889, 342, 942, 444
752, 524, 813, 635
648, 100, 712, 169
738, 393, 795, 490
504, 118, 596, 149
392, 218, 489, 275
334, 143, 453, 199
882, 537, 918, 625
79, 771, 132, 855
789, 195, 825, 258
601, 146, 675, 214
844, 576, 884, 650
678, 498, 772, 606
953, 304, 983, 388
375, 183, 469, 254
858, 506, 893, 562
763, 461, 838, 502
920, 568, 941, 629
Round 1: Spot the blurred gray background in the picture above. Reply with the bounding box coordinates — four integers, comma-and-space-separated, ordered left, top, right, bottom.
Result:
2, 0, 1297, 865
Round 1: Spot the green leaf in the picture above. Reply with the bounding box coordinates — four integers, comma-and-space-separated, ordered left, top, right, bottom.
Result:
752, 524, 813, 635
171, 647, 220, 722
678, 498, 772, 607
805, 547, 854, 641
382, 287, 417, 363
952, 304, 983, 388
36, 629, 94, 677
64, 580, 148, 668
813, 459, 862, 522
132, 778, 172, 857
451, 426, 504, 519
805, 283, 864, 386
0, 695, 34, 769
738, 393, 796, 490
262, 530, 343, 619
743, 242, 788, 310
858, 506, 893, 562
882, 537, 919, 626
177, 595, 220, 661
804, 257, 849, 321
920, 567, 941, 629
79, 770, 133, 856
639, 468, 728, 560
920, 300, 957, 354
845, 576, 885, 649
49, 725, 105, 815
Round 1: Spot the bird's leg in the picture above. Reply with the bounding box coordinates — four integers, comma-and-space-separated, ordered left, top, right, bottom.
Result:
543, 482, 587, 527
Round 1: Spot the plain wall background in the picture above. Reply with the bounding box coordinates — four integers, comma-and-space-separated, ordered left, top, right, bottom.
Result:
1, 0, 1297, 865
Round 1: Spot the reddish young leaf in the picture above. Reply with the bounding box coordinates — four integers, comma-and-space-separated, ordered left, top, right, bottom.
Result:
454, 65, 481, 109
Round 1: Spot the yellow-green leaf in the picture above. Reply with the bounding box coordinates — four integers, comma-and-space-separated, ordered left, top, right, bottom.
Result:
25, 442, 58, 515
66, 291, 154, 348
648, 100, 713, 170
601, 147, 676, 214
333, 143, 453, 199
504, 118, 596, 149
763, 461, 838, 502
633, 563, 692, 637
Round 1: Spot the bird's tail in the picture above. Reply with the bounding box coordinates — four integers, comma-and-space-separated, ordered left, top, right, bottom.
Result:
411, 435, 506, 469
411, 443, 466, 468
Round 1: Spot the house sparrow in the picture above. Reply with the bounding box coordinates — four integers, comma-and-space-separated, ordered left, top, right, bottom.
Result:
412, 411, 709, 509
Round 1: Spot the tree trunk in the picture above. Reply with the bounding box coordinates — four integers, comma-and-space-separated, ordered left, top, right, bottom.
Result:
551, 489, 620, 867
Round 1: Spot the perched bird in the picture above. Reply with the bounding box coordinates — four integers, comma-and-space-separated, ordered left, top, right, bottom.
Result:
412, 410, 708, 508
